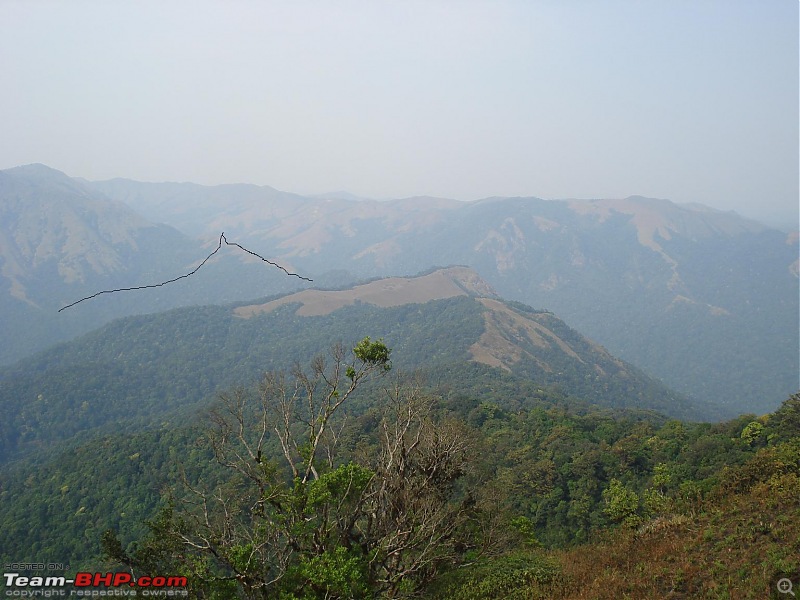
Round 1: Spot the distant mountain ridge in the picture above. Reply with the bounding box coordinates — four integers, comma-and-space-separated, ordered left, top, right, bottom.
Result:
0, 164, 795, 416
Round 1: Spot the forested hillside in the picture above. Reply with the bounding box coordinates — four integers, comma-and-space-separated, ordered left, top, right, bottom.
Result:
0, 264, 793, 596
1, 337, 796, 598
0, 268, 708, 468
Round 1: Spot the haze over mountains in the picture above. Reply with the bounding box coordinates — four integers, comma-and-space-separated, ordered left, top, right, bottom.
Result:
1, 164, 797, 417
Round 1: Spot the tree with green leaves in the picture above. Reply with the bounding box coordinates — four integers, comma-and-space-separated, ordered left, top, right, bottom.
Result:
602, 478, 642, 528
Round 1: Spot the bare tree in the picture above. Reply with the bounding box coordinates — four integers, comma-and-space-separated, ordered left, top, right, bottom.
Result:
358, 381, 484, 596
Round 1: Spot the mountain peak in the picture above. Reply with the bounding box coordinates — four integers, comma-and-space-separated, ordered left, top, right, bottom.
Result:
1, 164, 104, 204
3, 163, 73, 182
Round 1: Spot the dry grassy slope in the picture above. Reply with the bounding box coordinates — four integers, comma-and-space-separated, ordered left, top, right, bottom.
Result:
233, 266, 497, 317
469, 297, 627, 376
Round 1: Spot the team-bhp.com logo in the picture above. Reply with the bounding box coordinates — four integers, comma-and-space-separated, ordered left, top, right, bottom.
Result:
4, 572, 188, 596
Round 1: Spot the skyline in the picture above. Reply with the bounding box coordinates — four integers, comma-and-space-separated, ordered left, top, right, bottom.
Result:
1, 1, 797, 227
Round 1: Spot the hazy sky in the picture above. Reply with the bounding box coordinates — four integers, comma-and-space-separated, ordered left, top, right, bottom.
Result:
1, 1, 797, 226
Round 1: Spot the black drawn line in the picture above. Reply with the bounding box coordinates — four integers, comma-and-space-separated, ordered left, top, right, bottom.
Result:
58, 232, 312, 312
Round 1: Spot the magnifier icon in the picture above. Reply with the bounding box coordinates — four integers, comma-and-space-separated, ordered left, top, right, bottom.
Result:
778, 578, 796, 596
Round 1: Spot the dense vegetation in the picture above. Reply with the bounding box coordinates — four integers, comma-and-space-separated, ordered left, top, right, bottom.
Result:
0, 333, 796, 597
0, 295, 701, 466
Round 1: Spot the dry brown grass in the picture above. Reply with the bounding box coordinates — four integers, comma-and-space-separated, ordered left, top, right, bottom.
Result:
527, 486, 800, 600
233, 267, 481, 318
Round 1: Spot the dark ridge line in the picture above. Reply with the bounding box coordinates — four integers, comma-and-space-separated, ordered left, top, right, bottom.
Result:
58, 232, 312, 312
